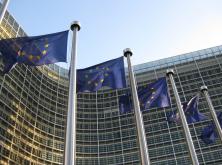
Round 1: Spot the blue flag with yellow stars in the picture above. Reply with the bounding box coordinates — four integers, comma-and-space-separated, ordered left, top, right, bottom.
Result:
201, 112, 222, 144
0, 30, 68, 73
200, 124, 217, 144
77, 57, 126, 92
138, 77, 170, 111
167, 95, 207, 124
184, 95, 207, 123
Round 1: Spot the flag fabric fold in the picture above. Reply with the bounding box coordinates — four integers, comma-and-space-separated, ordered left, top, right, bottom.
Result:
167, 95, 207, 124
167, 111, 180, 123
201, 112, 222, 144
138, 77, 170, 111
77, 57, 126, 92
118, 77, 170, 113
118, 91, 132, 114
200, 124, 217, 144
0, 30, 69, 73
184, 95, 207, 123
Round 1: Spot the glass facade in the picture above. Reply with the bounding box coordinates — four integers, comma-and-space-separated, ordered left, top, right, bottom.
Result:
76, 46, 222, 165
0, 6, 222, 165
0, 9, 68, 165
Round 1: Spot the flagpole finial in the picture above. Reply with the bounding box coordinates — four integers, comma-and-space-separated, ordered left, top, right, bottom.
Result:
166, 69, 174, 76
123, 48, 133, 57
200, 85, 208, 92
70, 21, 81, 31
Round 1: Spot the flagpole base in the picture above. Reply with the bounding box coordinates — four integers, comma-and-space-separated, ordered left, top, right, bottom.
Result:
200, 85, 208, 92
123, 48, 133, 57
71, 21, 81, 31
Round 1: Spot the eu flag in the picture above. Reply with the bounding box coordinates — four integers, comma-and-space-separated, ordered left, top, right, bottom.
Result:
0, 30, 69, 73
138, 77, 170, 111
167, 111, 180, 123
184, 95, 207, 123
167, 95, 207, 124
200, 124, 217, 144
118, 92, 132, 114
77, 57, 126, 92
201, 112, 222, 144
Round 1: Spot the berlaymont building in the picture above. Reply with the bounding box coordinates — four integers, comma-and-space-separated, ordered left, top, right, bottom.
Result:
1, 7, 222, 165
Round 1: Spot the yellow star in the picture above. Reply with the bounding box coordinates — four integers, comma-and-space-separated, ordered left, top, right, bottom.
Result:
105, 73, 109, 77
21, 51, 26, 56
42, 50, 47, 55
44, 44, 49, 48
36, 56, 41, 60
96, 67, 99, 70
100, 79, 104, 83
28, 55, 33, 61
106, 67, 109, 71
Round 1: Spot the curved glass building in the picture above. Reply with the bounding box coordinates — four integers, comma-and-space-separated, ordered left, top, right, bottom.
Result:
75, 46, 222, 165
0, 9, 69, 165
1, 7, 222, 165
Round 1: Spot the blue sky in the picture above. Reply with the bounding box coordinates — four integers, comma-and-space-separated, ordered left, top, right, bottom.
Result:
7, 0, 222, 69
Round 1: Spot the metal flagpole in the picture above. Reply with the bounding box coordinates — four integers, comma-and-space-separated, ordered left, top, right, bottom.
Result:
166, 69, 199, 165
123, 48, 150, 165
0, 0, 10, 23
64, 21, 81, 165
200, 85, 222, 142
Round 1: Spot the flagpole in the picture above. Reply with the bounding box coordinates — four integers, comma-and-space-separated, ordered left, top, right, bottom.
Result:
123, 48, 150, 165
166, 69, 199, 165
64, 21, 81, 165
0, 0, 9, 23
200, 85, 222, 142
